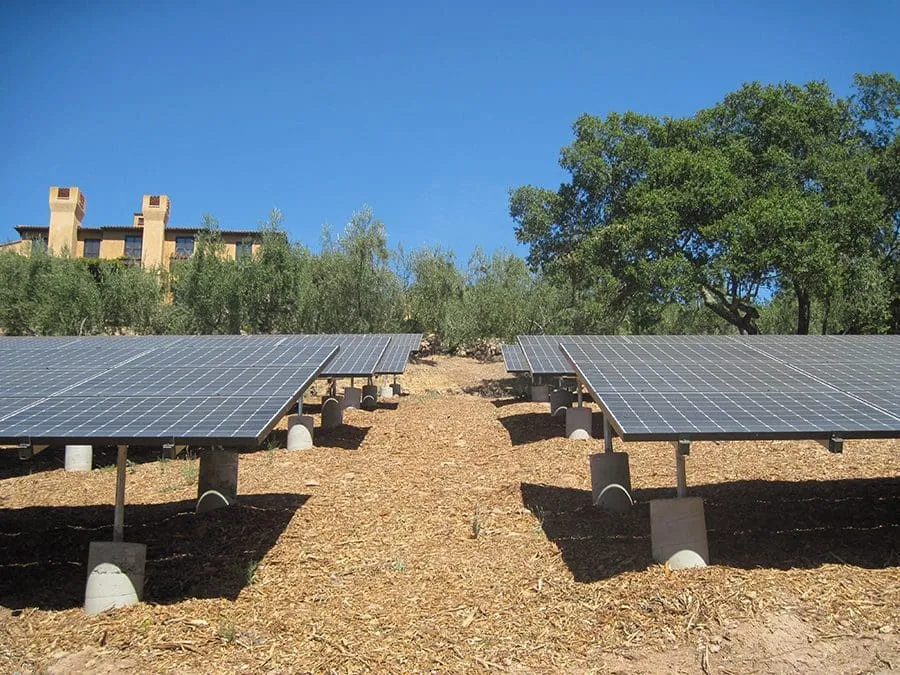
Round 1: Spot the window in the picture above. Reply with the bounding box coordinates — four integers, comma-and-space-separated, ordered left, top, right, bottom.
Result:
236, 241, 253, 261
30, 236, 47, 255
174, 236, 194, 258
124, 235, 142, 260
149, 195, 160, 207
57, 187, 70, 199
83, 238, 101, 259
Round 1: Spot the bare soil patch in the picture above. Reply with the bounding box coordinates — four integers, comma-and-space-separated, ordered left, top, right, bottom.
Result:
1, 356, 898, 673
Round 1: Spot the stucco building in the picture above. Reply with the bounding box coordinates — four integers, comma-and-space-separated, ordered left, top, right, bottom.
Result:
2, 187, 260, 268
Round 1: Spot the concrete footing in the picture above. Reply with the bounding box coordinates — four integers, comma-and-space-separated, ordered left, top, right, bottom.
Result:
550, 389, 572, 416
565, 406, 592, 439
287, 414, 314, 450
531, 384, 550, 403
321, 396, 343, 429
380, 385, 394, 398
65, 445, 93, 472
650, 497, 708, 569
84, 541, 146, 615
589, 452, 633, 513
391, 382, 402, 396
361, 384, 378, 411
343, 387, 362, 409
196, 450, 238, 514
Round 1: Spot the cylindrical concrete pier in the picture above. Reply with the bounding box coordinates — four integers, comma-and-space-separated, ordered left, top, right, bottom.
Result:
650, 497, 708, 569
321, 396, 343, 429
287, 414, 314, 450
589, 452, 633, 513
65, 445, 93, 472
549, 389, 572, 417
380, 384, 394, 398
391, 382, 402, 396
565, 406, 592, 439
343, 387, 362, 409
84, 541, 147, 615
531, 384, 550, 403
361, 384, 378, 411
196, 450, 239, 513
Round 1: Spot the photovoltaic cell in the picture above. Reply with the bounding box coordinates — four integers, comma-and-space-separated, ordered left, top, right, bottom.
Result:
559, 336, 900, 441
373, 333, 422, 374
316, 334, 389, 377
501, 344, 529, 373
0, 336, 338, 447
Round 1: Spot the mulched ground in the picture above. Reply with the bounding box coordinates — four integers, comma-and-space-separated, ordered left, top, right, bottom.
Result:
0, 355, 897, 673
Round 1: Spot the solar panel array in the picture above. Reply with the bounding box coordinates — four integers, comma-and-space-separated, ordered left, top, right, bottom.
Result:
501, 344, 529, 373
317, 334, 389, 377
373, 333, 422, 374
555, 335, 900, 441
0, 336, 337, 447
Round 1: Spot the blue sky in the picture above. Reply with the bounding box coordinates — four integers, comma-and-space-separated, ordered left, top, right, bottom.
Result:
1, 1, 898, 261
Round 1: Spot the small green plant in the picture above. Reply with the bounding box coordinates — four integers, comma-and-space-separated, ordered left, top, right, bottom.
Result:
246, 559, 260, 584
99, 464, 116, 473
471, 504, 482, 539
391, 558, 406, 572
180, 460, 199, 484
219, 622, 236, 643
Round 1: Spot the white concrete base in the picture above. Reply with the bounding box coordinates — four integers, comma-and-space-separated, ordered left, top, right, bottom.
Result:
531, 384, 550, 403
343, 387, 362, 409
550, 389, 572, 416
391, 382, 402, 396
589, 452, 633, 513
287, 414, 314, 450
361, 384, 378, 411
380, 385, 394, 398
321, 396, 343, 429
197, 450, 238, 514
84, 541, 146, 615
65, 445, 93, 472
650, 497, 708, 569
566, 406, 592, 439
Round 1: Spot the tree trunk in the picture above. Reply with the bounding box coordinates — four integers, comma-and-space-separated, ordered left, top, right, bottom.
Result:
795, 283, 811, 335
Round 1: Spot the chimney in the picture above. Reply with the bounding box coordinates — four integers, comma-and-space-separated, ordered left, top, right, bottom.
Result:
47, 186, 86, 255
133, 212, 144, 227
140, 194, 170, 269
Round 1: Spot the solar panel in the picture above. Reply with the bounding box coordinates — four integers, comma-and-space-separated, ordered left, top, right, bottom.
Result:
0, 336, 338, 447
560, 336, 900, 441
374, 333, 422, 374
501, 344, 529, 373
517, 335, 608, 375
317, 334, 389, 377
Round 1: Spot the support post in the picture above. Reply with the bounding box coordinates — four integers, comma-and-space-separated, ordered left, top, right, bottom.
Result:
114, 445, 127, 543
84, 443, 147, 614
577, 387, 583, 407
603, 416, 613, 453
675, 438, 689, 498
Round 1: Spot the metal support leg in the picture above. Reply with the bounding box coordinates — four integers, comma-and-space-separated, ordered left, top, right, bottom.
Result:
577, 387, 583, 407
603, 416, 613, 453
114, 445, 127, 543
675, 438, 690, 498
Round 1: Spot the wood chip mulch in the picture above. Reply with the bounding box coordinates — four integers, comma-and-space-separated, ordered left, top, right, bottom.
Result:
0, 355, 897, 673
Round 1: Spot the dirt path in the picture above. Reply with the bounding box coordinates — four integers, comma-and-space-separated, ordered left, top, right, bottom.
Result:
1, 356, 898, 673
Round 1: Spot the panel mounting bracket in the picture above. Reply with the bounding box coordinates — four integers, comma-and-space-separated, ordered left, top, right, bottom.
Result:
820, 436, 844, 454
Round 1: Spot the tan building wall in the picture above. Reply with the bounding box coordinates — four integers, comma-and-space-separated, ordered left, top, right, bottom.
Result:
47, 186, 85, 255
12, 187, 262, 268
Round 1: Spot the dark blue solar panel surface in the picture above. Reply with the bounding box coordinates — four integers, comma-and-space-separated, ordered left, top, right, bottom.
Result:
0, 336, 337, 447
501, 344, 529, 373
373, 333, 421, 374
559, 336, 900, 441
316, 334, 389, 377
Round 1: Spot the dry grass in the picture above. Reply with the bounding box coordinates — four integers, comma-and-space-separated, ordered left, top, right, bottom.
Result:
0, 355, 898, 673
